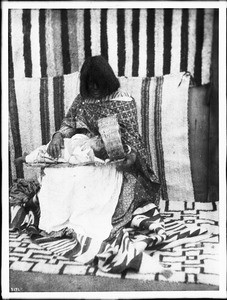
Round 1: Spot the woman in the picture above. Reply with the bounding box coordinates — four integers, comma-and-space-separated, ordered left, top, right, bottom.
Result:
33, 56, 170, 276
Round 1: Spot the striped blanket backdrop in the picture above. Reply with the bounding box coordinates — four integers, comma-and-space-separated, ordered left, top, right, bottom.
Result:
9, 8, 215, 85
9, 72, 210, 203
9, 7, 215, 199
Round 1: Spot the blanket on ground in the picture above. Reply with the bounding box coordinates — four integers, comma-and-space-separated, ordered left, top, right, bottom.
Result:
9, 197, 219, 286
9, 177, 216, 280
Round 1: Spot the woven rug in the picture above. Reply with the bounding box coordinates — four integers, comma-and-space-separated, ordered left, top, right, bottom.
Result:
9, 8, 214, 85
9, 199, 219, 286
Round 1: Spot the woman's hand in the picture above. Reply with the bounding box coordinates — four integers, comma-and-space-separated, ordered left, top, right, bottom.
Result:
116, 151, 136, 172
47, 132, 64, 159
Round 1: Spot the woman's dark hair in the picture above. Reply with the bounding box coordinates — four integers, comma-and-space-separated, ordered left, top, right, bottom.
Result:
80, 56, 120, 98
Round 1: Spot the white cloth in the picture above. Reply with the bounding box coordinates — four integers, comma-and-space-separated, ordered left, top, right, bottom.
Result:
38, 164, 123, 242
25, 134, 103, 165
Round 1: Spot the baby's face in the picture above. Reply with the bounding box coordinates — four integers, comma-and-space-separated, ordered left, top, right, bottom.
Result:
89, 137, 104, 151
87, 132, 93, 138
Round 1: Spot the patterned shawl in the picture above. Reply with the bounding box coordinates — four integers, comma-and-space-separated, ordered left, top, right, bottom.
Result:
58, 90, 160, 194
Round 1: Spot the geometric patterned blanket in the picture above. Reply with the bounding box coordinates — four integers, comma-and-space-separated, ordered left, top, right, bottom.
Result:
9, 199, 219, 286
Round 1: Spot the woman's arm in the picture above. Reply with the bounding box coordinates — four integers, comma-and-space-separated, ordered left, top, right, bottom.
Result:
116, 98, 146, 155
111, 97, 146, 171
116, 97, 160, 188
47, 95, 81, 158
57, 94, 82, 138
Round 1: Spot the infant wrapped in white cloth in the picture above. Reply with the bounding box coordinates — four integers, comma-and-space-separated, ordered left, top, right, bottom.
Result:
25, 134, 104, 165
21, 133, 123, 244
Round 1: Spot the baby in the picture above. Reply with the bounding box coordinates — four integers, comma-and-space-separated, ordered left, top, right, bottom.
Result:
15, 134, 106, 166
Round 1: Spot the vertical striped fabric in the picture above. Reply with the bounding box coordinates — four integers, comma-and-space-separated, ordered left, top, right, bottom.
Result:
8, 8, 215, 85
9, 72, 203, 202
39, 9, 47, 77
187, 9, 197, 77
107, 9, 118, 76
161, 73, 194, 202
154, 9, 164, 77
90, 9, 101, 57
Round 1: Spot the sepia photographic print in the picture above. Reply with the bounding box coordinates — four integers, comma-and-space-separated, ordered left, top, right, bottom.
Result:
2, 0, 226, 299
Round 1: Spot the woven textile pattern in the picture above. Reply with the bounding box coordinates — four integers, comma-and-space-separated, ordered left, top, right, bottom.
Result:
9, 199, 219, 286
9, 8, 214, 85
